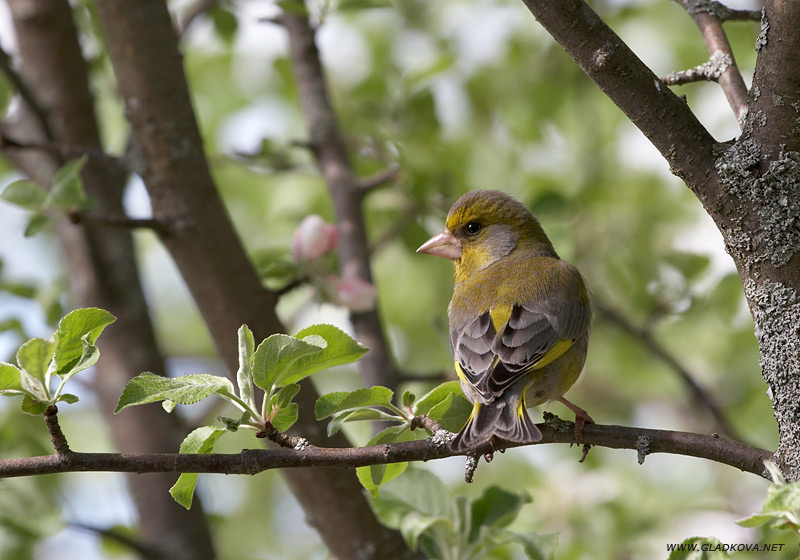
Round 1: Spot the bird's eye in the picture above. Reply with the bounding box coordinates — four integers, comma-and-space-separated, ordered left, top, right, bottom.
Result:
465, 222, 482, 235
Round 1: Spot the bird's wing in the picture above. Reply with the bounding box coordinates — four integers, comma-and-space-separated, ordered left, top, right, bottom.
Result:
451, 288, 590, 402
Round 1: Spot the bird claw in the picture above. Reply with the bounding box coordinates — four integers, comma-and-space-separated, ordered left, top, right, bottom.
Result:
559, 397, 594, 444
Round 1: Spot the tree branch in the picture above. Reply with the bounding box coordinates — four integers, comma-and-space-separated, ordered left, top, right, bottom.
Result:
0, 43, 53, 141
359, 163, 402, 193
518, 0, 721, 208
4, 0, 217, 556
674, 0, 750, 126
91, 1, 416, 557
0, 133, 126, 169
68, 211, 169, 236
595, 300, 740, 440
283, 8, 401, 392
1, 416, 772, 479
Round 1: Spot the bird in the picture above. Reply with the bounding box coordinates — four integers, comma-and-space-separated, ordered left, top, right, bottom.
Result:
417, 190, 592, 453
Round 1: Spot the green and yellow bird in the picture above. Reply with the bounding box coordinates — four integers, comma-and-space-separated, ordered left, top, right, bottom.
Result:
417, 190, 592, 452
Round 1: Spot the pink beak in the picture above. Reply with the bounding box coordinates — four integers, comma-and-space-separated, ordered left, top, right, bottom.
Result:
416, 229, 462, 260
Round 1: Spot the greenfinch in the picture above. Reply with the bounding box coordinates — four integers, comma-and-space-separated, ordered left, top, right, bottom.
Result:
417, 190, 592, 452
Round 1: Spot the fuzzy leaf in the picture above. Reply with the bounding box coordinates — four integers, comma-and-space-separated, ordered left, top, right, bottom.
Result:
44, 157, 91, 210
281, 324, 368, 385
0, 362, 23, 394
236, 325, 256, 409
326, 407, 400, 436
53, 308, 116, 377
315, 386, 394, 420
21, 395, 49, 415
24, 213, 49, 237
170, 426, 227, 509
115, 372, 235, 413
0, 180, 47, 210
16, 337, 56, 384
356, 426, 414, 497
412, 381, 462, 416
425, 392, 472, 433
252, 334, 324, 390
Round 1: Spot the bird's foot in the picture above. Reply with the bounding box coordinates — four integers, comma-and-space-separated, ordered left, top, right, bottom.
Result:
558, 397, 595, 443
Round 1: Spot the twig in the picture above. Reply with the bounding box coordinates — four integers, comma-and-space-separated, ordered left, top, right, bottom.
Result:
43, 405, 71, 456
283, 6, 401, 392
595, 300, 741, 441
676, 0, 761, 22
410, 414, 446, 435
0, 45, 53, 141
68, 211, 169, 236
256, 422, 309, 450
0, 133, 126, 170
69, 522, 164, 560
359, 164, 402, 193
662, 51, 733, 85
0, 417, 772, 479
674, 0, 750, 126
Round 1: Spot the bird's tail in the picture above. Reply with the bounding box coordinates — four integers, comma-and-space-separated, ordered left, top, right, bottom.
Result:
449, 392, 542, 453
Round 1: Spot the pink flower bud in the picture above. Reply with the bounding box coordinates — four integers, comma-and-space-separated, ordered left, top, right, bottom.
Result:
291, 215, 339, 262
333, 274, 377, 313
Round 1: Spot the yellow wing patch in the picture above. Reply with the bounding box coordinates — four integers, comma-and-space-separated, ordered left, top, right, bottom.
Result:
489, 304, 513, 332
455, 361, 468, 383
528, 338, 573, 371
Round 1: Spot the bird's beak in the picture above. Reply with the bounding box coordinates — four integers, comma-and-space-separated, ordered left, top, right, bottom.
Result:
417, 229, 462, 260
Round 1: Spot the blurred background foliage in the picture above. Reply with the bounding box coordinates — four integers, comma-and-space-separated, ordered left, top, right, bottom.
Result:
0, 0, 790, 558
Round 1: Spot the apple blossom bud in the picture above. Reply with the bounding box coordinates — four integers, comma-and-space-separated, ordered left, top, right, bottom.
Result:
291, 215, 338, 262
334, 274, 377, 313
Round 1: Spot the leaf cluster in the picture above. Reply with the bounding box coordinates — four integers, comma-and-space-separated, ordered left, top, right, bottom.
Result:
0, 157, 92, 237
0, 307, 115, 414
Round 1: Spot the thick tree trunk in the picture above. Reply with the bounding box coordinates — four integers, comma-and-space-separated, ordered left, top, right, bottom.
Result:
3, 0, 216, 558
89, 0, 419, 557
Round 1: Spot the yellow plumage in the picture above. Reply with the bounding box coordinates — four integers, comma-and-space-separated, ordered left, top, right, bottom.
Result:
418, 190, 592, 452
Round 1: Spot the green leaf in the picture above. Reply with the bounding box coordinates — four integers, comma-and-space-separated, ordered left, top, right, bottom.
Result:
425, 392, 472, 433
356, 426, 414, 497
21, 394, 49, 416
0, 180, 47, 210
412, 380, 462, 416
56, 393, 79, 405
370, 467, 454, 527
0, 362, 23, 394
736, 480, 800, 530
251, 333, 324, 391
483, 528, 559, 560
735, 513, 776, 528
16, 337, 56, 384
44, 156, 91, 211
315, 386, 394, 420
402, 390, 415, 408
170, 426, 227, 509
162, 400, 176, 413
270, 383, 301, 410
271, 403, 299, 432
268, 383, 302, 432
398, 512, 452, 552
115, 372, 235, 413
217, 415, 241, 431
235, 325, 256, 410
55, 335, 100, 384
210, 6, 238, 43
468, 486, 532, 543
53, 308, 116, 377
24, 212, 49, 237
281, 324, 368, 385
666, 537, 731, 559
326, 407, 400, 436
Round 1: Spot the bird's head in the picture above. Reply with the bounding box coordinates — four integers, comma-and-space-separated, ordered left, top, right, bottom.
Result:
417, 190, 556, 278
